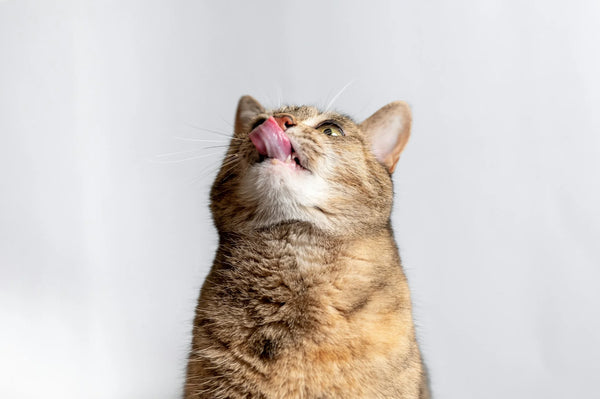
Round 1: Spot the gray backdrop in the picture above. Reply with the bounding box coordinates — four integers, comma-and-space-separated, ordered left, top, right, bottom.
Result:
1, 1, 599, 398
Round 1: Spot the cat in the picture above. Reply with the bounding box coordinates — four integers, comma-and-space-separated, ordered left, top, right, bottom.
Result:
184, 95, 430, 398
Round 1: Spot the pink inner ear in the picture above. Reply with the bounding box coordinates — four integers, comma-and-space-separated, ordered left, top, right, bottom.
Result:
370, 118, 404, 164
361, 101, 411, 173
248, 117, 292, 162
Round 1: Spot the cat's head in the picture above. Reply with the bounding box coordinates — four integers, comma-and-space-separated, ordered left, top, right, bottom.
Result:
210, 95, 411, 237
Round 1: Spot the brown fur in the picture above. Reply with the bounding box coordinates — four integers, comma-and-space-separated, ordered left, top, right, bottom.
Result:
184, 96, 430, 398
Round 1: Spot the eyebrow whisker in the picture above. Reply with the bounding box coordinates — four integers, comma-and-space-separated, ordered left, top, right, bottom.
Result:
325, 79, 355, 112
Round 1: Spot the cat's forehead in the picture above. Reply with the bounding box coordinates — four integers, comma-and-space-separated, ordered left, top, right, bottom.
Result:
271, 105, 356, 127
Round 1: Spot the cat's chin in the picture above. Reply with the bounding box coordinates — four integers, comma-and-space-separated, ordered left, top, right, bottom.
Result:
244, 159, 322, 193
238, 160, 330, 229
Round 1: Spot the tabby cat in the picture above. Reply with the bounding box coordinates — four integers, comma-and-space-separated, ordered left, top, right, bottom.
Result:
184, 95, 430, 398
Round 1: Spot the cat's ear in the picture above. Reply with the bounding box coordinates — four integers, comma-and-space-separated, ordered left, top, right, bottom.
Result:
360, 101, 412, 173
235, 95, 265, 134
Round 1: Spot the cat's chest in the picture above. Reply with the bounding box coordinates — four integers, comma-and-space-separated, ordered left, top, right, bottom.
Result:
195, 234, 416, 398
235, 277, 410, 399
220, 244, 403, 351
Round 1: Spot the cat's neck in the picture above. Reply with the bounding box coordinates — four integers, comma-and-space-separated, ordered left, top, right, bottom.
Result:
219, 221, 337, 246
216, 221, 399, 275
210, 220, 410, 332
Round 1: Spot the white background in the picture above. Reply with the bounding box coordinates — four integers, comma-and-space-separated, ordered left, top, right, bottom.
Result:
1, 1, 599, 398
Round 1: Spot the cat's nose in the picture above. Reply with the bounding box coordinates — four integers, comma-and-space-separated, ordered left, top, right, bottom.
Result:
273, 114, 296, 131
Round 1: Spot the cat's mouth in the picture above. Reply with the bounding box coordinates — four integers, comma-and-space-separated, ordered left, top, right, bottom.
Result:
257, 148, 306, 170
250, 117, 309, 171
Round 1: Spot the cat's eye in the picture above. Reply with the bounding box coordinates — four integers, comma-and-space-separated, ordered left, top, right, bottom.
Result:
316, 123, 344, 137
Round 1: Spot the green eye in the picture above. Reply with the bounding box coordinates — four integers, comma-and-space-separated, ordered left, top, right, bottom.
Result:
317, 123, 344, 137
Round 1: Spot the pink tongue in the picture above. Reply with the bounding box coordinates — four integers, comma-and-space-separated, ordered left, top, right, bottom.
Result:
249, 116, 292, 162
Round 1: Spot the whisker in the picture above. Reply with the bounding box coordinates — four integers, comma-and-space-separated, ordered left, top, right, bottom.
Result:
174, 137, 232, 143
182, 131, 244, 143
211, 155, 239, 176
219, 155, 239, 171
214, 163, 238, 184
155, 148, 204, 158
219, 117, 234, 128
204, 153, 238, 172
186, 154, 239, 185
154, 152, 224, 164
325, 79, 355, 112
189, 170, 218, 186
259, 89, 276, 110
218, 153, 239, 167
276, 86, 283, 109
184, 123, 233, 137
202, 145, 235, 150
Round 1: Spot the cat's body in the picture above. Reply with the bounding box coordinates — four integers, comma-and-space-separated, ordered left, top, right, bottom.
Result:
185, 96, 429, 398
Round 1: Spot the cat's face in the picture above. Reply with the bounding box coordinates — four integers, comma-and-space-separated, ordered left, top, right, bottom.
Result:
210, 96, 411, 237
